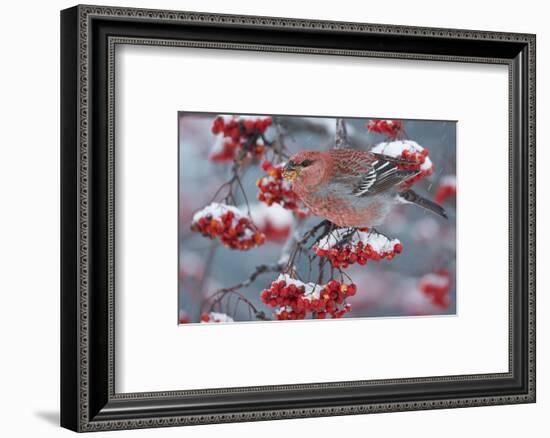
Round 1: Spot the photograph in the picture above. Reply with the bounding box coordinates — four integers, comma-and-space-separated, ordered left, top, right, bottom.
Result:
178, 113, 457, 324
54, 3, 537, 433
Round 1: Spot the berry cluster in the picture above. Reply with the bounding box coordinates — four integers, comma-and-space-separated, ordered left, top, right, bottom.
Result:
434, 175, 457, 204
419, 270, 450, 308
249, 203, 293, 242
314, 228, 402, 268
191, 203, 266, 250
260, 274, 355, 320
261, 220, 291, 242
209, 115, 272, 162
370, 140, 434, 189
178, 310, 190, 324
366, 119, 403, 139
398, 147, 430, 169
200, 312, 235, 323
399, 148, 434, 188
257, 161, 309, 218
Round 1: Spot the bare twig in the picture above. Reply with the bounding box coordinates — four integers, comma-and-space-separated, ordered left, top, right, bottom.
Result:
271, 117, 292, 163
335, 118, 349, 149
284, 220, 330, 272
204, 263, 284, 320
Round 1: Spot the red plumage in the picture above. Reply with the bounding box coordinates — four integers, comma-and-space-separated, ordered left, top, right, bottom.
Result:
285, 148, 446, 227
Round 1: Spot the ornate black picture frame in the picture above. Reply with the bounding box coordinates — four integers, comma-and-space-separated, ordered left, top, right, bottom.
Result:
61, 5, 536, 432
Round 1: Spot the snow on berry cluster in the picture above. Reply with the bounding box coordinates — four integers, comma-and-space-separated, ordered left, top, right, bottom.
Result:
249, 202, 293, 242
191, 202, 265, 250
370, 140, 434, 188
178, 310, 190, 324
314, 228, 402, 268
200, 312, 235, 323
256, 160, 309, 219
419, 269, 450, 308
366, 119, 403, 139
434, 175, 457, 204
260, 274, 355, 320
209, 115, 272, 162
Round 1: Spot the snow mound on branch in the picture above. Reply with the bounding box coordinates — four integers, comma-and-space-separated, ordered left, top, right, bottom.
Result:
317, 228, 400, 253
371, 140, 433, 171
275, 273, 323, 300
419, 270, 451, 309
420, 272, 450, 288
193, 202, 255, 238
210, 135, 231, 154
178, 310, 190, 324
398, 282, 436, 315
191, 202, 266, 250
200, 312, 234, 323
249, 203, 294, 229
262, 274, 355, 320
440, 175, 457, 188
434, 174, 457, 204
248, 203, 294, 242
192, 202, 243, 223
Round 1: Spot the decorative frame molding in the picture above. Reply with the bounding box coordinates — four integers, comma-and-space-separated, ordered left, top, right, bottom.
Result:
61, 5, 536, 432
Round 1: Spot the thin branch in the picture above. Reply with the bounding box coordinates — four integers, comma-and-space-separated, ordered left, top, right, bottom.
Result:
204, 263, 284, 320
284, 220, 330, 272
271, 118, 292, 163
335, 118, 349, 149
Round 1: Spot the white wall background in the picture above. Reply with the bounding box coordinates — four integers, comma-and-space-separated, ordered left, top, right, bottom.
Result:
0, 0, 545, 437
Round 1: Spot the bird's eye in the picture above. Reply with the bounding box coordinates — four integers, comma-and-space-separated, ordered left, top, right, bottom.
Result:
300, 159, 314, 167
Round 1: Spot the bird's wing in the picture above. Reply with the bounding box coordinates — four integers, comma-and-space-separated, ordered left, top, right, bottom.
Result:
326, 149, 420, 197
351, 157, 419, 197
370, 152, 421, 166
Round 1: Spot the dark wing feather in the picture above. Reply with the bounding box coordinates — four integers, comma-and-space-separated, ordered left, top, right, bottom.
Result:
352, 158, 419, 197
370, 152, 420, 166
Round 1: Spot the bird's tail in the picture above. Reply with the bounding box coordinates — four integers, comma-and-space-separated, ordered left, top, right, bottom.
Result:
399, 189, 448, 219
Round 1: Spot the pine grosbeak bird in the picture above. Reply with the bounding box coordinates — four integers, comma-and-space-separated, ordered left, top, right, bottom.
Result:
282, 148, 447, 228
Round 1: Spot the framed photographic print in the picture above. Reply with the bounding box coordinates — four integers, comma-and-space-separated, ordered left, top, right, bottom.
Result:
61, 5, 536, 432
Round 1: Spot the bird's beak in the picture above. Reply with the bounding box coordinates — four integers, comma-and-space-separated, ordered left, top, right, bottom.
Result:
282, 161, 300, 181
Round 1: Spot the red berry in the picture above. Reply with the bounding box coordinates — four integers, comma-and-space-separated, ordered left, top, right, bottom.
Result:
366, 119, 403, 139
191, 204, 265, 251
244, 119, 255, 131
419, 271, 451, 309
210, 116, 271, 162
256, 161, 309, 218
262, 275, 354, 321
314, 231, 402, 268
